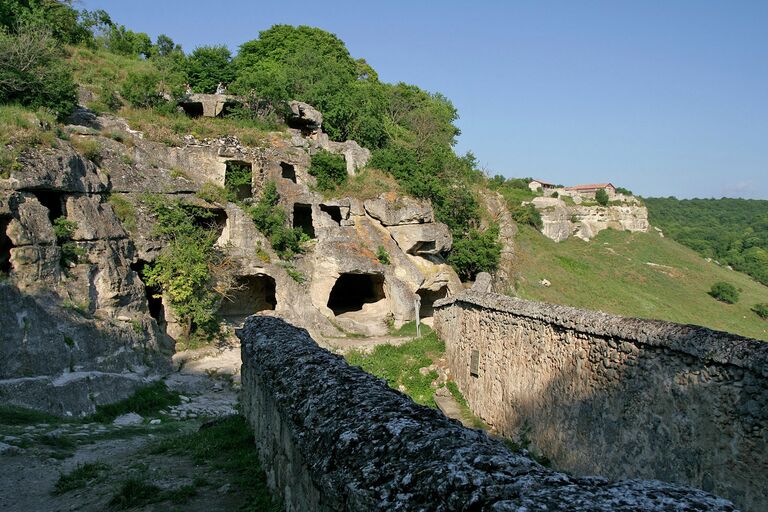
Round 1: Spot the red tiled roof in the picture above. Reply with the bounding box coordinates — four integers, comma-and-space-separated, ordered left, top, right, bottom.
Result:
565, 183, 615, 191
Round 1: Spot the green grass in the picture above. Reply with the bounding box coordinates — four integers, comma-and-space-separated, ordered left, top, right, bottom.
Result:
109, 477, 164, 509
321, 167, 402, 200
345, 332, 444, 406
150, 415, 279, 511
512, 226, 768, 341
0, 104, 59, 178
107, 194, 137, 233
54, 462, 110, 494
389, 320, 433, 338
89, 381, 180, 423
0, 405, 61, 426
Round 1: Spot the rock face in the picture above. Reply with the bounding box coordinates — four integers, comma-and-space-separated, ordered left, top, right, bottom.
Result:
0, 105, 461, 413
530, 196, 649, 242
239, 316, 736, 512
434, 291, 768, 512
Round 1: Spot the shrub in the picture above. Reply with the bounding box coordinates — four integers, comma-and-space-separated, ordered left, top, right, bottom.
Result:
509, 203, 543, 229
708, 282, 740, 304
196, 182, 229, 205
448, 225, 502, 281
752, 303, 768, 320
615, 186, 633, 195
248, 181, 304, 259
71, 137, 102, 164
376, 245, 390, 265
309, 150, 347, 191
551, 191, 558, 198
595, 188, 609, 206
120, 70, 163, 108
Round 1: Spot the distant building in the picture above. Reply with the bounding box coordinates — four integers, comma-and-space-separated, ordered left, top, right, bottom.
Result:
528, 179, 557, 193
564, 183, 616, 198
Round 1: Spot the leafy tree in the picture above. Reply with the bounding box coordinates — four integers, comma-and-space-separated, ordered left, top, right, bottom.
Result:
509, 203, 543, 229
120, 70, 163, 108
104, 24, 152, 58
0, 0, 92, 45
448, 225, 502, 281
309, 150, 347, 191
595, 188, 609, 206
0, 23, 76, 118
186, 45, 234, 93
708, 282, 740, 304
153, 34, 181, 58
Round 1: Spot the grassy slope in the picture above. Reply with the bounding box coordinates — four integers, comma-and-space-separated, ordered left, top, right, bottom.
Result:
512, 226, 768, 341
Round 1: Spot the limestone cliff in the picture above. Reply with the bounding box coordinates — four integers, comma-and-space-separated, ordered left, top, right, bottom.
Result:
0, 107, 461, 414
530, 196, 649, 242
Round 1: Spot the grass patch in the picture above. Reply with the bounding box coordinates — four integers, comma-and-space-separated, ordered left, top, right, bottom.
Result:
70, 136, 102, 164
107, 194, 137, 233
89, 381, 180, 423
0, 405, 61, 426
345, 332, 444, 407
512, 226, 768, 341
389, 320, 433, 338
109, 477, 164, 509
150, 415, 279, 511
0, 104, 59, 178
322, 167, 401, 200
54, 462, 109, 494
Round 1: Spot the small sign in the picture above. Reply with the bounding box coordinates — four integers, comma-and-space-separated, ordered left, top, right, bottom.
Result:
470, 349, 480, 377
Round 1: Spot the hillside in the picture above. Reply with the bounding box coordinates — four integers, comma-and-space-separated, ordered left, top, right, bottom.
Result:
645, 197, 768, 286
512, 226, 768, 341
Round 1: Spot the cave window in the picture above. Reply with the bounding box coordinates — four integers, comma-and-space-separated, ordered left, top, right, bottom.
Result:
327, 273, 386, 315
280, 162, 296, 183
293, 203, 315, 238
192, 208, 227, 240
319, 204, 342, 225
130, 260, 164, 325
417, 286, 449, 318
225, 160, 253, 201
0, 217, 12, 274
218, 275, 277, 324
180, 102, 204, 117
32, 191, 65, 222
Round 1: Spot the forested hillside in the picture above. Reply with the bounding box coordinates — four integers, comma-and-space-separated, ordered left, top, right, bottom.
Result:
645, 198, 768, 286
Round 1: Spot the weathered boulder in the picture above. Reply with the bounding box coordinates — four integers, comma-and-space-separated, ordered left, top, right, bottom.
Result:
531, 197, 571, 242
66, 195, 126, 241
472, 271, 493, 292
10, 145, 107, 193
387, 222, 452, 255
364, 193, 434, 226
318, 138, 371, 175
288, 100, 323, 132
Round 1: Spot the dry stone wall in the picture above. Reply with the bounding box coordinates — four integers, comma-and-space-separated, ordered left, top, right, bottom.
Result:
434, 291, 768, 512
239, 315, 736, 512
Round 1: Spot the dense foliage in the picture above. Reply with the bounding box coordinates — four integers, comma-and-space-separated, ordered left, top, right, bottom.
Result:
309, 150, 347, 191
595, 188, 609, 206
645, 197, 768, 286
708, 281, 740, 304
448, 225, 502, 281
248, 181, 305, 259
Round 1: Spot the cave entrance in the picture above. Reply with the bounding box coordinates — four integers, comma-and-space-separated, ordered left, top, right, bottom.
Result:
32, 191, 65, 222
319, 204, 342, 225
293, 203, 315, 238
280, 162, 296, 183
327, 273, 386, 315
0, 217, 12, 274
192, 208, 227, 240
225, 160, 253, 201
417, 286, 449, 318
130, 260, 164, 325
219, 274, 276, 324
180, 101, 204, 117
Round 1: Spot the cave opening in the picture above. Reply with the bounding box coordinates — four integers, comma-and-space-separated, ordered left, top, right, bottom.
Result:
280, 162, 296, 183
130, 260, 164, 324
179, 101, 204, 118
327, 273, 386, 315
192, 208, 227, 240
293, 203, 315, 238
319, 204, 342, 225
0, 217, 12, 274
409, 241, 437, 256
417, 286, 449, 318
218, 274, 276, 324
32, 191, 65, 222
224, 160, 253, 201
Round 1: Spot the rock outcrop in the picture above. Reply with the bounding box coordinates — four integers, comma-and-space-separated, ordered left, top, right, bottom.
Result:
530, 196, 649, 242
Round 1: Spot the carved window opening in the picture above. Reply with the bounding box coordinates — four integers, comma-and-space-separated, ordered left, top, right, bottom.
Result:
130, 260, 164, 325
32, 191, 65, 222
327, 273, 386, 315
0, 217, 12, 274
319, 204, 342, 225
417, 285, 449, 318
224, 160, 253, 201
292, 203, 315, 238
191, 207, 227, 240
218, 274, 276, 324
280, 162, 296, 183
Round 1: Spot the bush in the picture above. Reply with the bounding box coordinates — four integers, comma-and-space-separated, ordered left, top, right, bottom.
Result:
376, 245, 390, 265
708, 281, 740, 304
448, 225, 501, 281
248, 181, 304, 259
752, 303, 768, 320
595, 188, 609, 206
120, 70, 164, 108
309, 150, 347, 191
510, 203, 543, 229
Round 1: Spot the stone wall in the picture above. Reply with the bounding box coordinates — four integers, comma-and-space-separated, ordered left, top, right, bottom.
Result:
238, 316, 735, 511
434, 291, 767, 512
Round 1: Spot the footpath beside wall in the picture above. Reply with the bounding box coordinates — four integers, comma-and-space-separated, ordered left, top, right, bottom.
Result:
238, 316, 735, 511
434, 291, 767, 512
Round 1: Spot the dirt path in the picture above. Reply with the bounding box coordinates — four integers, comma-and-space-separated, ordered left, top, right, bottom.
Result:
0, 345, 255, 512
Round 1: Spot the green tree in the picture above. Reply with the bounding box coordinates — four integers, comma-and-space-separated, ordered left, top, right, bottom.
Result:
448, 226, 502, 281
186, 45, 234, 93
309, 150, 347, 191
0, 0, 92, 45
104, 24, 152, 58
595, 188, 609, 206
120, 70, 163, 108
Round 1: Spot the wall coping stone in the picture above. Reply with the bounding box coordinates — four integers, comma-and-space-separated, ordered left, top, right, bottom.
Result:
434, 291, 768, 376
238, 316, 736, 511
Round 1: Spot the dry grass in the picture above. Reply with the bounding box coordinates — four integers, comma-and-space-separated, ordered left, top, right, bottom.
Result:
324, 167, 402, 200
0, 105, 59, 177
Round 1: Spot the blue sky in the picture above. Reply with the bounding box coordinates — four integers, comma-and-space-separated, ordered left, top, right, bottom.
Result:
82, 0, 767, 199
